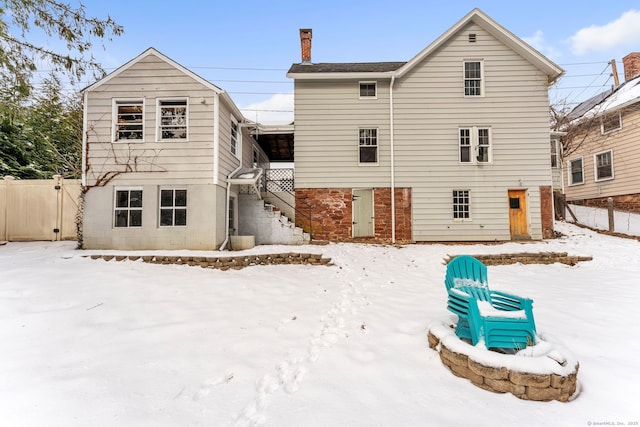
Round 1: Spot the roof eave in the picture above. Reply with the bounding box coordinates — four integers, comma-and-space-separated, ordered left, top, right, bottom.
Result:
287, 71, 396, 80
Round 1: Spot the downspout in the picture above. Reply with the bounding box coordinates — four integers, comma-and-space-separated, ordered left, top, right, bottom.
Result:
389, 75, 397, 244
213, 93, 220, 185
219, 163, 242, 251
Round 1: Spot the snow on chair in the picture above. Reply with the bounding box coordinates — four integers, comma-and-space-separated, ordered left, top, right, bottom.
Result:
445, 255, 537, 350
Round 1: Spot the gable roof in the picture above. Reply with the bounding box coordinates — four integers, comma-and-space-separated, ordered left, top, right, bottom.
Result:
287, 8, 564, 84
82, 47, 246, 120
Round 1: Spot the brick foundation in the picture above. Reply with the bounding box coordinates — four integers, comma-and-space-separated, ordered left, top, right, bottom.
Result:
569, 193, 640, 214
295, 187, 412, 242
539, 186, 554, 239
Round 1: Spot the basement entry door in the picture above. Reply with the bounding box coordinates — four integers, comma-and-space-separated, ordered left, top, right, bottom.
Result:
508, 189, 530, 239
353, 189, 374, 237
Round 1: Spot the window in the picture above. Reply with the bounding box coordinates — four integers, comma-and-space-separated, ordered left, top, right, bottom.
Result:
459, 127, 491, 163
158, 99, 187, 140
359, 81, 377, 98
159, 188, 187, 226
453, 190, 470, 219
550, 139, 559, 168
477, 128, 490, 163
231, 117, 239, 157
114, 189, 143, 227
114, 100, 143, 141
568, 158, 584, 185
594, 150, 614, 181
601, 113, 621, 134
464, 60, 483, 96
359, 128, 378, 164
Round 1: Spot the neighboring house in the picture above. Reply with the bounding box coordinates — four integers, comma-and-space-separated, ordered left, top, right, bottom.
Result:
562, 52, 640, 214
287, 9, 563, 242
81, 48, 277, 250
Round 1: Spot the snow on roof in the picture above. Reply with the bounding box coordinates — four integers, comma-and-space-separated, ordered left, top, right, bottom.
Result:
574, 75, 640, 120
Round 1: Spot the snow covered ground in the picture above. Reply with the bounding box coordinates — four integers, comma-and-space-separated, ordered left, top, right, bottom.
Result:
1, 221, 639, 427
568, 203, 640, 236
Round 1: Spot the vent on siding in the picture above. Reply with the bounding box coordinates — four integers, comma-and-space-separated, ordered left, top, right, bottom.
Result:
468, 33, 477, 43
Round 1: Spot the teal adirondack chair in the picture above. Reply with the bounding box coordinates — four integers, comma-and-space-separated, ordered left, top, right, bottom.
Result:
445, 255, 537, 350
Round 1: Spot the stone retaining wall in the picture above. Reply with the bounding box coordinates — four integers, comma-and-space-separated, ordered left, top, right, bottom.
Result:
87, 252, 332, 270
428, 331, 579, 402
445, 252, 592, 266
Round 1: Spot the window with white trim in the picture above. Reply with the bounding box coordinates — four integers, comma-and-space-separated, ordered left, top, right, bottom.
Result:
459, 127, 491, 163
359, 81, 377, 98
114, 100, 144, 141
550, 139, 559, 168
594, 150, 614, 181
231, 117, 239, 157
453, 190, 470, 219
358, 128, 378, 164
158, 99, 187, 140
114, 188, 143, 227
464, 60, 483, 96
159, 188, 187, 227
568, 158, 584, 185
601, 113, 621, 134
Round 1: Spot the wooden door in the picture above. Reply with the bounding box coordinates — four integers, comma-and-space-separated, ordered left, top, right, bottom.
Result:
353, 189, 374, 237
508, 190, 530, 239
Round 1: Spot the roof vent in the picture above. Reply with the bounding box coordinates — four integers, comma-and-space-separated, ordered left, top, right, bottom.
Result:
469, 33, 477, 43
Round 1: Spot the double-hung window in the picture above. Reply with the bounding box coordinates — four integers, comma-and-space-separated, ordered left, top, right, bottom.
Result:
453, 190, 470, 219
158, 99, 187, 140
594, 150, 614, 181
114, 188, 143, 227
459, 127, 491, 164
231, 117, 239, 157
114, 100, 144, 141
568, 158, 584, 185
159, 188, 187, 226
359, 128, 378, 164
359, 81, 377, 98
464, 60, 483, 96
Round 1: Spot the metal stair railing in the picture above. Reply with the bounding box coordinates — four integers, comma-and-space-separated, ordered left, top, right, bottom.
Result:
260, 169, 316, 240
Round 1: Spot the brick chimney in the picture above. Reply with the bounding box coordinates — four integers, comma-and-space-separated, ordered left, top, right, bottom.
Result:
622, 52, 640, 81
300, 28, 312, 64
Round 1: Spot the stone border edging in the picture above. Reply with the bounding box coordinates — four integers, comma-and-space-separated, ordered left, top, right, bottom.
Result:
444, 252, 592, 266
428, 321, 579, 402
85, 252, 332, 270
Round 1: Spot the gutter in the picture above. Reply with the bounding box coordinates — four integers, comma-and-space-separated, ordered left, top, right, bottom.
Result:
81, 91, 88, 187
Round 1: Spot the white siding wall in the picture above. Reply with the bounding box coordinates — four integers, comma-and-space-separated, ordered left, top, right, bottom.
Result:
394, 23, 552, 240
294, 79, 392, 187
85, 54, 217, 186
293, 22, 553, 241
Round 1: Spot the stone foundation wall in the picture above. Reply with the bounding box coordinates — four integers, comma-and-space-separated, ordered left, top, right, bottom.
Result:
87, 252, 332, 270
569, 193, 640, 214
444, 252, 593, 266
428, 332, 579, 402
295, 187, 412, 242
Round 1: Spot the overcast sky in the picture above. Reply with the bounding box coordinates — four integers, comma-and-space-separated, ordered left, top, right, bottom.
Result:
30, 0, 640, 124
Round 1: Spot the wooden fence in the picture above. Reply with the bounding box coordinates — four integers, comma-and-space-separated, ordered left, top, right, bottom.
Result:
0, 176, 81, 242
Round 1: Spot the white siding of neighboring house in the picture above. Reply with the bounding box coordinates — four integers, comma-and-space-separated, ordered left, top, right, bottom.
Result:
564, 108, 640, 201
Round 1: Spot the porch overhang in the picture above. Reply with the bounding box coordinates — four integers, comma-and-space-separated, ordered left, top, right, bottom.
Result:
251, 124, 294, 162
